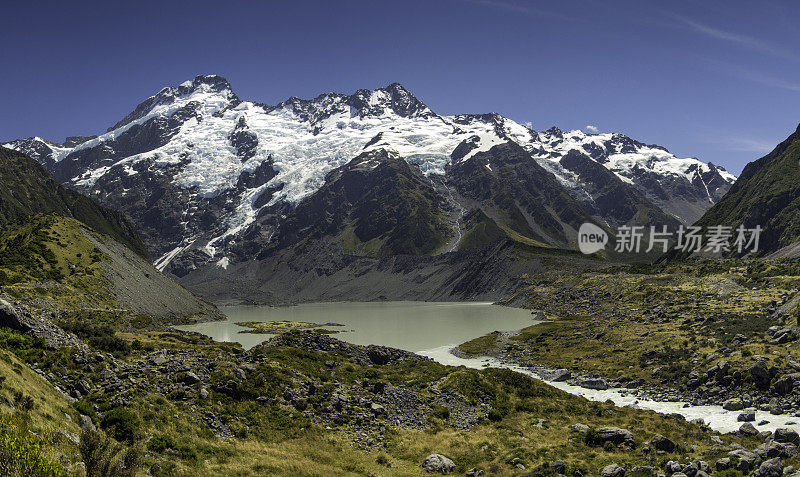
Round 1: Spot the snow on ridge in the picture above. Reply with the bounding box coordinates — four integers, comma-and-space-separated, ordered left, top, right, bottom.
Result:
458, 132, 508, 162
534, 128, 737, 186
6, 77, 739, 255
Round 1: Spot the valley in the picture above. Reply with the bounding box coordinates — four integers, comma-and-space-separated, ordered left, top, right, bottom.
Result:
2, 78, 800, 476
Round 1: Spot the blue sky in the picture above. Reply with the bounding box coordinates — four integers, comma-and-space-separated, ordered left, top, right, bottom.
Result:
2, 0, 798, 174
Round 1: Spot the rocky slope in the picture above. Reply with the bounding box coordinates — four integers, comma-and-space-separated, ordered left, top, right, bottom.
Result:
180, 239, 608, 306
4, 75, 735, 280
694, 123, 800, 257
0, 214, 221, 323
0, 302, 783, 475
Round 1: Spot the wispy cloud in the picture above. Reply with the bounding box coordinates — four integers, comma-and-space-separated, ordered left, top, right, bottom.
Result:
671, 14, 798, 61
457, 0, 575, 21
714, 137, 774, 153
585, 125, 598, 133
704, 58, 800, 93
701, 132, 774, 154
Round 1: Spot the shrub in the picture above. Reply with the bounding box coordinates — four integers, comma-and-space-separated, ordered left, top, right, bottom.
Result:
59, 321, 130, 355
0, 418, 66, 476
0, 328, 34, 351
73, 400, 97, 423
78, 427, 140, 477
429, 404, 450, 420
13, 391, 34, 412
584, 427, 599, 446
147, 434, 176, 453
100, 408, 139, 443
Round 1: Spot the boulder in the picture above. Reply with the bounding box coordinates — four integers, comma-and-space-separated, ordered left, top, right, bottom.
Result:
630, 466, 655, 475
771, 327, 799, 344
764, 441, 796, 459
421, 454, 455, 474
738, 410, 757, 422
577, 378, 609, 390
0, 299, 29, 331
650, 434, 675, 452
571, 423, 590, 433
752, 457, 783, 477
551, 369, 572, 382
715, 458, 731, 471
79, 414, 96, 432
769, 398, 784, 415
774, 428, 800, 446
601, 464, 625, 477
728, 449, 762, 473
751, 361, 771, 389
549, 460, 566, 474
723, 398, 744, 411
182, 371, 201, 384
739, 422, 760, 436
664, 461, 683, 475
772, 373, 800, 395
707, 360, 730, 381
596, 427, 636, 447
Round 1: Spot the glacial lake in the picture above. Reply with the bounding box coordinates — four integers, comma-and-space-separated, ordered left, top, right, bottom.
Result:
176, 301, 800, 433
174, 301, 540, 351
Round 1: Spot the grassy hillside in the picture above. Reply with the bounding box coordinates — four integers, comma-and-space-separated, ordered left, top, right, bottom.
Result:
0, 214, 220, 324
694, 124, 800, 255
459, 259, 800, 393
0, 146, 148, 260
0, 326, 768, 476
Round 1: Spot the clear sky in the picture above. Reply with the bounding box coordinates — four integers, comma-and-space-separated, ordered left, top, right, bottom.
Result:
2, 0, 798, 174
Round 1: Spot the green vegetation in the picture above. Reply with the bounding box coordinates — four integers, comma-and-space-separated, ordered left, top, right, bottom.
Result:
0, 146, 148, 259
78, 427, 140, 477
0, 415, 68, 476
460, 258, 800, 389
2, 319, 776, 475
695, 125, 800, 254
0, 214, 116, 309
237, 320, 344, 334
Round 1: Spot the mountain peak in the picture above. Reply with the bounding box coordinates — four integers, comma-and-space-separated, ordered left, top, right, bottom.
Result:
348, 83, 434, 119
107, 74, 239, 132
177, 74, 234, 95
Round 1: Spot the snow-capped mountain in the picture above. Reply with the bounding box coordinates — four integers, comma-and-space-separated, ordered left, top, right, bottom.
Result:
4, 75, 735, 275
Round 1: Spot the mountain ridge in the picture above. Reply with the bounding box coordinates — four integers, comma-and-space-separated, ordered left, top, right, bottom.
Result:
2, 74, 736, 279
693, 123, 800, 257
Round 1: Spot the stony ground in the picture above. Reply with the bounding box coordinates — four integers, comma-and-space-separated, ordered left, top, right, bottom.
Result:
4, 294, 797, 475
460, 259, 800, 421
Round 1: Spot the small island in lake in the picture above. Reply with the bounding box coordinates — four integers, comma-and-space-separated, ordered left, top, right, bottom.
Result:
237, 320, 345, 334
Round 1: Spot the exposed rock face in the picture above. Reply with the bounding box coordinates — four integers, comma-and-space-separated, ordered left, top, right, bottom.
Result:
3, 75, 735, 284
0, 298, 87, 351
